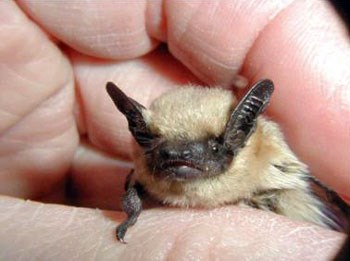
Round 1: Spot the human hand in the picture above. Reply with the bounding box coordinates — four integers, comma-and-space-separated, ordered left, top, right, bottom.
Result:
0, 1, 348, 260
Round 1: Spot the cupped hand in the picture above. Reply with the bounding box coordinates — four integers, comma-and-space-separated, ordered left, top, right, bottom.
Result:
0, 1, 349, 260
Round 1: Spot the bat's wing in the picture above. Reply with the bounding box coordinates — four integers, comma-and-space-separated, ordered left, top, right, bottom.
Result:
308, 176, 350, 232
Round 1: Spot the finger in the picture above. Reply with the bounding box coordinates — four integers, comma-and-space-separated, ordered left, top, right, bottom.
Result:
17, 0, 159, 59
0, 1, 71, 133
68, 140, 132, 210
165, 0, 296, 86
0, 196, 345, 260
0, 1, 77, 198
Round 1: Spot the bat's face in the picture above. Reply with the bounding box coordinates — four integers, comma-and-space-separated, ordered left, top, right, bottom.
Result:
145, 136, 233, 181
106, 80, 274, 182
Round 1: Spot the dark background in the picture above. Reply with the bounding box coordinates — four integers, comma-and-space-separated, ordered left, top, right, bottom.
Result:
329, 0, 350, 30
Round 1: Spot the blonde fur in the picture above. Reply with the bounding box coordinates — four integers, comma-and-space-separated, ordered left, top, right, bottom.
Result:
132, 86, 332, 229
144, 87, 235, 140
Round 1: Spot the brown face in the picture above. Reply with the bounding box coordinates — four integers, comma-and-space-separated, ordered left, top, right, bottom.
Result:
106, 79, 274, 182
144, 136, 234, 181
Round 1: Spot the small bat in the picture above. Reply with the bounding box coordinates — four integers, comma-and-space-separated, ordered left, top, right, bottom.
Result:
106, 79, 349, 245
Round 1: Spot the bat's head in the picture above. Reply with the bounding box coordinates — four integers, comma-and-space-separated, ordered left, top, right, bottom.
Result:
106, 80, 274, 181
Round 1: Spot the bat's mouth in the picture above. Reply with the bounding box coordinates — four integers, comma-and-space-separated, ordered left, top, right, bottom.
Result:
160, 160, 204, 180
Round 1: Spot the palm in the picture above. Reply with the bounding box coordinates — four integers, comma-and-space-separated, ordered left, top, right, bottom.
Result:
0, 1, 348, 259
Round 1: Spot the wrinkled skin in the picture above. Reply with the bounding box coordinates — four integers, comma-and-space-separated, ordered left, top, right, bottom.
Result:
0, 1, 349, 260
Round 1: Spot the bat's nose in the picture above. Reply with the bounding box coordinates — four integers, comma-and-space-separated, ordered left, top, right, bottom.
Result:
159, 146, 193, 160
182, 150, 192, 159
159, 147, 179, 159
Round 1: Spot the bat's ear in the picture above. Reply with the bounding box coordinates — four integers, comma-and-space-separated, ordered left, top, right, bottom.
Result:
223, 79, 274, 155
106, 82, 155, 148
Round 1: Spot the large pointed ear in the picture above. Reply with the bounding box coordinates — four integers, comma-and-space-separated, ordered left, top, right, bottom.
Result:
223, 79, 274, 155
106, 82, 155, 148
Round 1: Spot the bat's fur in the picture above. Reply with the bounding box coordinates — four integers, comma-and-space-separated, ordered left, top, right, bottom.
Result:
132, 86, 334, 229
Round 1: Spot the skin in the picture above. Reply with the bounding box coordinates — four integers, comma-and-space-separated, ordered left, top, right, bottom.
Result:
0, 0, 349, 259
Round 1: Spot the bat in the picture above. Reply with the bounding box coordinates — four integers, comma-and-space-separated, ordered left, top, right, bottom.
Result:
105, 79, 349, 247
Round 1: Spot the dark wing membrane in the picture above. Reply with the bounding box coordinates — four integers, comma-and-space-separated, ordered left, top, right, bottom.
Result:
223, 79, 274, 154
106, 82, 154, 147
333, 233, 349, 261
308, 175, 350, 232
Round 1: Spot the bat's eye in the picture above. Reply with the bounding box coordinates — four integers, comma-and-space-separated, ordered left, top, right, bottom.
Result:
212, 145, 218, 152
208, 138, 221, 154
